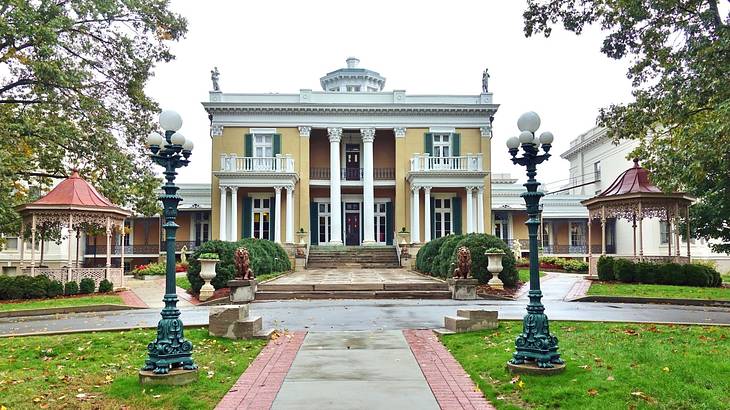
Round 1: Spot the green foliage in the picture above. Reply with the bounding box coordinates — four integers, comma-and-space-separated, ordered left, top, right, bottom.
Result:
186, 239, 291, 294
562, 259, 589, 273
46, 280, 64, 298
0, 0, 188, 237
199, 253, 220, 260
635, 262, 657, 284
523, 1, 730, 252
415, 235, 448, 273
132, 262, 166, 276
436, 235, 466, 277
453, 234, 518, 286
683, 264, 712, 287
657, 263, 685, 286
613, 258, 636, 283
79, 278, 96, 294
597, 255, 615, 281
484, 247, 505, 254
98, 279, 114, 293
63, 281, 79, 296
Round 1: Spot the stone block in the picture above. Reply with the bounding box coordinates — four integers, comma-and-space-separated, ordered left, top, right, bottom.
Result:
228, 279, 257, 303
444, 316, 471, 332
457, 309, 498, 321
139, 368, 198, 386
444, 310, 499, 333
231, 316, 263, 339
209, 304, 250, 322
447, 278, 479, 300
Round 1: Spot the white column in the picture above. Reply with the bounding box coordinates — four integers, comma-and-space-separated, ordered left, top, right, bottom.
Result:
19, 221, 25, 269
466, 186, 474, 233
361, 127, 376, 245
105, 216, 112, 280
477, 187, 485, 234
67, 215, 73, 281
120, 222, 125, 287
411, 185, 420, 243
423, 186, 432, 242
285, 185, 294, 244
274, 186, 283, 244
328, 127, 343, 245
230, 187, 238, 240
219, 186, 227, 241
30, 214, 36, 275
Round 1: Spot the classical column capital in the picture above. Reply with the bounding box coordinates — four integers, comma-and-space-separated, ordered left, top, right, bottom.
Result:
285, 184, 295, 192
327, 127, 343, 142
423, 186, 432, 193
219, 185, 228, 192
465, 186, 476, 192
480, 125, 492, 138
360, 127, 376, 143
298, 126, 312, 138
410, 185, 421, 193
211, 124, 223, 137
230, 186, 238, 193
476, 186, 485, 193
273, 185, 283, 193
394, 127, 407, 138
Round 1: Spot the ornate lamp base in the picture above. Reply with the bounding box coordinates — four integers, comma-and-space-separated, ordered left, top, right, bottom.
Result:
509, 305, 564, 373
141, 302, 198, 379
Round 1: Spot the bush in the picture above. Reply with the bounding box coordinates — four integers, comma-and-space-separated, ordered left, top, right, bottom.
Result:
435, 235, 466, 277
613, 259, 636, 283
98, 279, 114, 293
415, 236, 448, 273
635, 262, 657, 284
597, 256, 615, 281
562, 259, 589, 273
47, 280, 64, 297
64, 281, 79, 296
683, 264, 711, 287
657, 263, 684, 285
444, 234, 518, 287
186, 239, 291, 294
79, 278, 96, 294
133, 262, 166, 276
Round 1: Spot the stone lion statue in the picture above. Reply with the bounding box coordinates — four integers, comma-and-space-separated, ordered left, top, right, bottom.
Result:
452, 246, 472, 279
234, 247, 254, 280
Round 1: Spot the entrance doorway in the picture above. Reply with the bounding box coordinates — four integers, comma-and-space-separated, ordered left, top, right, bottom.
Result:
345, 202, 360, 246
345, 144, 360, 180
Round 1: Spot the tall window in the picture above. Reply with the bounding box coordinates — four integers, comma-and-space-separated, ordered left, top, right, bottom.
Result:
434, 198, 453, 238
318, 203, 331, 243
253, 134, 273, 170
594, 161, 601, 181
660, 220, 670, 244
194, 212, 210, 246
541, 223, 552, 247
374, 203, 387, 243
252, 198, 270, 239
569, 222, 586, 246
3, 237, 18, 250
494, 214, 509, 241
346, 85, 361, 92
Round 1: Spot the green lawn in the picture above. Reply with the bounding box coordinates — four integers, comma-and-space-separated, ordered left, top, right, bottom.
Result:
176, 276, 192, 291
517, 269, 546, 283
587, 282, 730, 301
0, 328, 267, 410
0, 294, 124, 313
254, 271, 288, 283
442, 321, 730, 410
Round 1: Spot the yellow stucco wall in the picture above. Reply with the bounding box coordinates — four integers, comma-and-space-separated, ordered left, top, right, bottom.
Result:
211, 127, 248, 240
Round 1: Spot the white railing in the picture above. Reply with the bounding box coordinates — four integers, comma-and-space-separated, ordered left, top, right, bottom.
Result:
220, 154, 295, 173
21, 267, 124, 289
409, 154, 483, 172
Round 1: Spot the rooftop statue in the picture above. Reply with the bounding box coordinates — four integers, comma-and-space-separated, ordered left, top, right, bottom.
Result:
482, 68, 490, 93
211, 66, 220, 91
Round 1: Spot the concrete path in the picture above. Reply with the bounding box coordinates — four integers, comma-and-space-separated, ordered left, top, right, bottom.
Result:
2, 298, 728, 337
124, 274, 193, 308
271, 331, 439, 409
519, 272, 585, 301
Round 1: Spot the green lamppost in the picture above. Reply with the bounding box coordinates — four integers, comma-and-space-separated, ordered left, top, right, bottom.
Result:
505, 111, 565, 374
140, 110, 198, 380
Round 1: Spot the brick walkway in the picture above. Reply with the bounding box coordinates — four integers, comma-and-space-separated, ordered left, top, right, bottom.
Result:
564, 278, 592, 300
216, 332, 307, 410
403, 329, 496, 410
117, 290, 147, 308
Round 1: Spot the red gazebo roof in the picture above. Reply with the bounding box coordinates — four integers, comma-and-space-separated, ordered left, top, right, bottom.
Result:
598, 159, 661, 197
30, 170, 116, 207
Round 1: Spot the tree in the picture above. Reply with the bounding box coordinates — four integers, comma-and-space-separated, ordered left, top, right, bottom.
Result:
523, 1, 729, 252
0, 0, 187, 243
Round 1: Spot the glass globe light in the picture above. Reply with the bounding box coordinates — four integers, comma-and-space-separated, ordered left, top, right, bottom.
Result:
506, 136, 520, 149
182, 139, 194, 151
517, 111, 541, 133
146, 131, 164, 147
159, 110, 183, 131
539, 131, 554, 145
518, 130, 534, 144
170, 132, 185, 145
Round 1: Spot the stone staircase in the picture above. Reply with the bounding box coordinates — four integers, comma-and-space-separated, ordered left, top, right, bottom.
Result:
306, 246, 400, 269
256, 281, 451, 300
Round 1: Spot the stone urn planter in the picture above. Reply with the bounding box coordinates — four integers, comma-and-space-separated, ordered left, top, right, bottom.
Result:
296, 230, 308, 246
397, 229, 410, 245
485, 249, 505, 290
198, 255, 219, 301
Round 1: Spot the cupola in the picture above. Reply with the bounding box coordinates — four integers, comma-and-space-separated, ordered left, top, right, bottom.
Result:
320, 57, 386, 93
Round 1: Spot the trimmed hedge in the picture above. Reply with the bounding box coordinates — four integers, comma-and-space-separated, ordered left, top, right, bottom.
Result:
602, 258, 722, 288
98, 279, 114, 293
79, 278, 96, 294
0, 275, 113, 301
186, 239, 292, 294
597, 256, 615, 281
64, 281, 79, 296
415, 233, 519, 287
533, 256, 589, 273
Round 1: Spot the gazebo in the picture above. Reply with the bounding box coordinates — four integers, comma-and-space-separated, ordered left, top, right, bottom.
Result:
581, 160, 694, 276
15, 170, 131, 288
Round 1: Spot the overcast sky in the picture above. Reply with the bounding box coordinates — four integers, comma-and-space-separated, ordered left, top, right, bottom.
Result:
145, 0, 634, 189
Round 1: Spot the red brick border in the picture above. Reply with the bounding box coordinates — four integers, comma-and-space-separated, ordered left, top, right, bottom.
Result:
176, 287, 200, 305
117, 290, 147, 308
403, 329, 496, 410
216, 332, 307, 410
564, 278, 591, 301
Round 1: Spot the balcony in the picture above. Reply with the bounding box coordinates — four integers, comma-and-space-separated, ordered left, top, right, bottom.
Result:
219, 154, 295, 173
84, 241, 207, 256
310, 167, 395, 181
409, 154, 483, 172
501, 239, 616, 255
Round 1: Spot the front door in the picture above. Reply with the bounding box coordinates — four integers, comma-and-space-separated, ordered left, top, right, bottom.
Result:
345, 144, 360, 180
345, 213, 360, 246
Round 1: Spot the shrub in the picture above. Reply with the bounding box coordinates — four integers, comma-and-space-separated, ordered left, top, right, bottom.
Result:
79, 278, 96, 294
199, 253, 219, 259
683, 264, 710, 287
176, 262, 189, 273
446, 234, 519, 287
133, 262, 166, 276
98, 279, 114, 293
656, 263, 684, 285
597, 256, 615, 281
25, 275, 51, 299
563, 259, 589, 273
635, 262, 657, 284
47, 280, 64, 297
435, 235, 466, 277
613, 259, 636, 283
416, 236, 448, 273
64, 281, 79, 296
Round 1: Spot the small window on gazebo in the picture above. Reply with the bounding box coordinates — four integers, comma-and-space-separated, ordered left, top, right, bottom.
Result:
660, 221, 670, 244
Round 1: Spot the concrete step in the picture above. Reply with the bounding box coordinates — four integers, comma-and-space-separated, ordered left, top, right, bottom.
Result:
255, 290, 452, 300
457, 309, 498, 320
259, 282, 449, 292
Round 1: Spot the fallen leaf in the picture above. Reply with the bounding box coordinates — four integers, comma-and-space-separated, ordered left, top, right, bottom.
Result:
662, 367, 670, 372
75, 393, 86, 399
587, 388, 598, 397
606, 376, 615, 381
153, 395, 161, 399
517, 380, 525, 389
509, 376, 520, 384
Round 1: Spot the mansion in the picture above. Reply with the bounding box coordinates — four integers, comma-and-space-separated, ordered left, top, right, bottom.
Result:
204, 58, 496, 246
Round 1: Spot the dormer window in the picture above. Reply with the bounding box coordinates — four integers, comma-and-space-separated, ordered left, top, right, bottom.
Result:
346, 85, 361, 92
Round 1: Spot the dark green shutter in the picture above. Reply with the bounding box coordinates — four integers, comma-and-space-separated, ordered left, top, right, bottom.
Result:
424, 133, 433, 155
360, 206, 364, 244
273, 134, 281, 156
242, 197, 252, 238
452, 133, 460, 156
245, 133, 253, 157
269, 196, 276, 241
310, 202, 318, 245
430, 197, 436, 240
452, 196, 462, 235
386, 202, 394, 245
